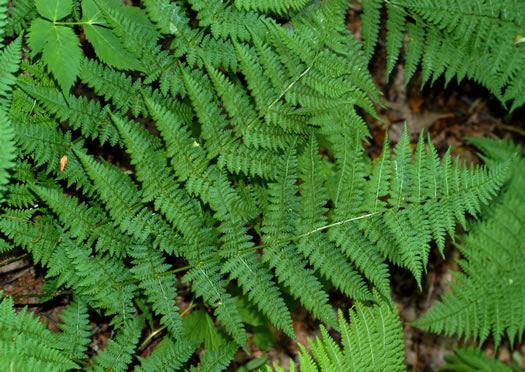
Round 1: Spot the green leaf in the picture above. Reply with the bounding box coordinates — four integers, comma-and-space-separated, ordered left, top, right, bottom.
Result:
83, 24, 142, 70
41, 25, 81, 92
81, 0, 142, 70
28, 18, 54, 57
81, 0, 120, 22
35, 0, 72, 21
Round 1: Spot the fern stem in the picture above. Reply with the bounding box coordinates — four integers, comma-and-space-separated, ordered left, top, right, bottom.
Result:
162, 211, 382, 277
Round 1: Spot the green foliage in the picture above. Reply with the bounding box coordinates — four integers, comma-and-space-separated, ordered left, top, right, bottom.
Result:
413, 138, 525, 349
266, 294, 406, 372
441, 347, 521, 372
361, 0, 525, 111
0, 0, 522, 370
0, 293, 79, 371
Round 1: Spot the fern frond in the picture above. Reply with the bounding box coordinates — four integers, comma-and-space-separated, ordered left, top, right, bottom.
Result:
184, 261, 247, 347
129, 244, 182, 338
187, 35, 238, 70
17, 77, 118, 145
79, 58, 141, 112
217, 142, 280, 179
56, 296, 91, 360
404, 21, 425, 86
263, 144, 336, 327
143, 0, 196, 53
235, 0, 310, 15
0, 295, 78, 371
361, 0, 382, 62
268, 294, 406, 371
30, 184, 102, 241
90, 316, 144, 372
0, 110, 16, 202
413, 138, 524, 349
442, 347, 519, 372
145, 98, 206, 182
0, 35, 22, 110
5, 0, 36, 37
197, 341, 239, 372
55, 237, 137, 326
222, 251, 295, 337
297, 135, 372, 302
73, 145, 177, 244
0, 211, 60, 266
11, 110, 71, 174
181, 66, 231, 159
136, 337, 199, 372
385, 5, 405, 80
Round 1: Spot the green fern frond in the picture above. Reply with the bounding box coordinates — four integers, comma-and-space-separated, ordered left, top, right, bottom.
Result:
263, 144, 336, 327
235, 0, 310, 15
372, 0, 525, 110
184, 261, 248, 347
361, 0, 382, 62
79, 58, 142, 112
129, 244, 182, 338
73, 145, 178, 245
0, 210, 60, 266
0, 294, 78, 371
5, 0, 36, 37
30, 184, 102, 241
442, 347, 520, 372
297, 135, 373, 302
17, 77, 118, 145
267, 294, 406, 371
145, 98, 205, 182
181, 66, 231, 159
0, 35, 22, 110
136, 337, 199, 372
54, 237, 137, 326
90, 316, 144, 372
196, 341, 239, 372
413, 138, 524, 349
10, 110, 71, 174
385, 5, 405, 80
0, 111, 16, 203
222, 251, 295, 337
56, 296, 91, 360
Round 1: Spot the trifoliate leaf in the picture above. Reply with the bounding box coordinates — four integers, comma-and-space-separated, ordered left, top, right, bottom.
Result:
41, 26, 82, 92
35, 0, 72, 21
83, 25, 142, 70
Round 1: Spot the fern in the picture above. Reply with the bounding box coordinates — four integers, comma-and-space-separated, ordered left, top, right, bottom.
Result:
0, 293, 79, 371
441, 347, 521, 372
362, 0, 525, 110
0, 0, 520, 370
56, 296, 92, 360
266, 294, 406, 372
413, 138, 525, 349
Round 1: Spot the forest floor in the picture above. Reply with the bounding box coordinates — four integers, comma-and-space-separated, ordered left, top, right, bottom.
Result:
2, 2, 525, 372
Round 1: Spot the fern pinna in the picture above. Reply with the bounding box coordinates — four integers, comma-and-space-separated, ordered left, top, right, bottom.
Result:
361, 0, 525, 111
0, 0, 511, 370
